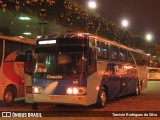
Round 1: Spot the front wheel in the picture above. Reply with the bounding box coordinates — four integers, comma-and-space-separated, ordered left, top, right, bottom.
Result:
96, 87, 107, 108
2, 88, 15, 106
134, 82, 142, 96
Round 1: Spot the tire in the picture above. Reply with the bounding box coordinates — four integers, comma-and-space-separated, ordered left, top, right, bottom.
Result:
96, 87, 107, 108
2, 88, 15, 106
139, 82, 142, 95
134, 82, 139, 96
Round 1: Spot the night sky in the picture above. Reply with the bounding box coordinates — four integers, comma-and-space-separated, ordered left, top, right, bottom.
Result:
95, 0, 160, 42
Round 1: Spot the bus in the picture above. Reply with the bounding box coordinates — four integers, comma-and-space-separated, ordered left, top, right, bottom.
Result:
147, 67, 160, 80
24, 33, 149, 109
0, 36, 35, 106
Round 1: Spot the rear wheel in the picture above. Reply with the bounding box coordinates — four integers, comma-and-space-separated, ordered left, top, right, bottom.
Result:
139, 82, 142, 95
134, 82, 140, 96
96, 87, 107, 108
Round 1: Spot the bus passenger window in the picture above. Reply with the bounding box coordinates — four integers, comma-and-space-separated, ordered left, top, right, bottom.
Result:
134, 53, 141, 65
97, 41, 109, 60
89, 38, 95, 47
88, 47, 96, 75
110, 46, 119, 61
128, 51, 134, 63
0, 40, 2, 67
15, 54, 26, 62
119, 49, 127, 62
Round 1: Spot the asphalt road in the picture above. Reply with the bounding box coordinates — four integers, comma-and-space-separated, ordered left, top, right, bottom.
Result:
0, 81, 160, 120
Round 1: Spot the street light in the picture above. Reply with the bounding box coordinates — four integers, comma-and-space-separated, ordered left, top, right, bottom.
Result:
121, 19, 129, 28
19, 16, 31, 21
88, 1, 97, 9
145, 33, 153, 42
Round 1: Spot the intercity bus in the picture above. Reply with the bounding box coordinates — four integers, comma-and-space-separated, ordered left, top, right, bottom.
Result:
24, 33, 149, 109
0, 36, 35, 106
147, 67, 160, 80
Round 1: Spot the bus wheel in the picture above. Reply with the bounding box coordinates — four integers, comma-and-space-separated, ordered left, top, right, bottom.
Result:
134, 83, 139, 96
96, 87, 107, 108
3, 88, 15, 106
139, 82, 142, 95
32, 103, 38, 110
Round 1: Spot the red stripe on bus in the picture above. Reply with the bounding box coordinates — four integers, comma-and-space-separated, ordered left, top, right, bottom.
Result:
3, 62, 23, 84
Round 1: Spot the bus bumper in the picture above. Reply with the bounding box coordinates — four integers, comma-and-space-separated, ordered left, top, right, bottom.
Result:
25, 94, 88, 106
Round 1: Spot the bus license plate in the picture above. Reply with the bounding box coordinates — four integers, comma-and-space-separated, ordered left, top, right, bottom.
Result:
50, 96, 60, 100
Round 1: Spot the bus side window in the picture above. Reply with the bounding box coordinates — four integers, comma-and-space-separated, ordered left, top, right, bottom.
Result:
140, 54, 148, 66
88, 38, 96, 75
0, 40, 3, 67
135, 53, 144, 65
15, 54, 26, 62
128, 51, 134, 63
97, 41, 109, 60
110, 45, 119, 61
119, 48, 127, 62
16, 43, 31, 62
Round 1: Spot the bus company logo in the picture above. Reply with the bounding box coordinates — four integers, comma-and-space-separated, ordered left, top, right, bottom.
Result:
114, 66, 127, 75
2, 112, 11, 117
47, 75, 62, 79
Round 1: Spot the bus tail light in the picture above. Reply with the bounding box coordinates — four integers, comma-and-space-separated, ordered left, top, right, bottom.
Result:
66, 87, 86, 95
26, 86, 32, 93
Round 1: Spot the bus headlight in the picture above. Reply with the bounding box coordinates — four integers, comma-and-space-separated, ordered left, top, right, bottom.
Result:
26, 86, 43, 94
67, 88, 72, 94
32, 86, 43, 94
73, 88, 78, 94
66, 87, 86, 95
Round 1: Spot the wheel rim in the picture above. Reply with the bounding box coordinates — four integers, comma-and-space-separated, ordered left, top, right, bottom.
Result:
139, 84, 142, 94
4, 91, 13, 102
100, 90, 106, 106
136, 85, 139, 95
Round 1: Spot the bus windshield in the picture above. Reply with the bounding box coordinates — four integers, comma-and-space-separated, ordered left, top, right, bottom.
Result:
33, 46, 86, 74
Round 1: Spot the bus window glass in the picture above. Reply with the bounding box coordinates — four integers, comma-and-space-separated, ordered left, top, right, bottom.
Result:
134, 53, 144, 65
88, 46, 96, 75
34, 46, 86, 74
97, 41, 109, 60
119, 48, 127, 62
134, 53, 139, 64
88, 38, 96, 74
110, 46, 119, 61
128, 51, 134, 63
0, 40, 2, 67
5, 41, 31, 62
89, 38, 95, 47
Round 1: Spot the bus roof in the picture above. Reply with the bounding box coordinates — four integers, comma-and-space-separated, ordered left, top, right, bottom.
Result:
90, 34, 147, 55
38, 32, 147, 55
39, 33, 90, 39
0, 36, 36, 45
